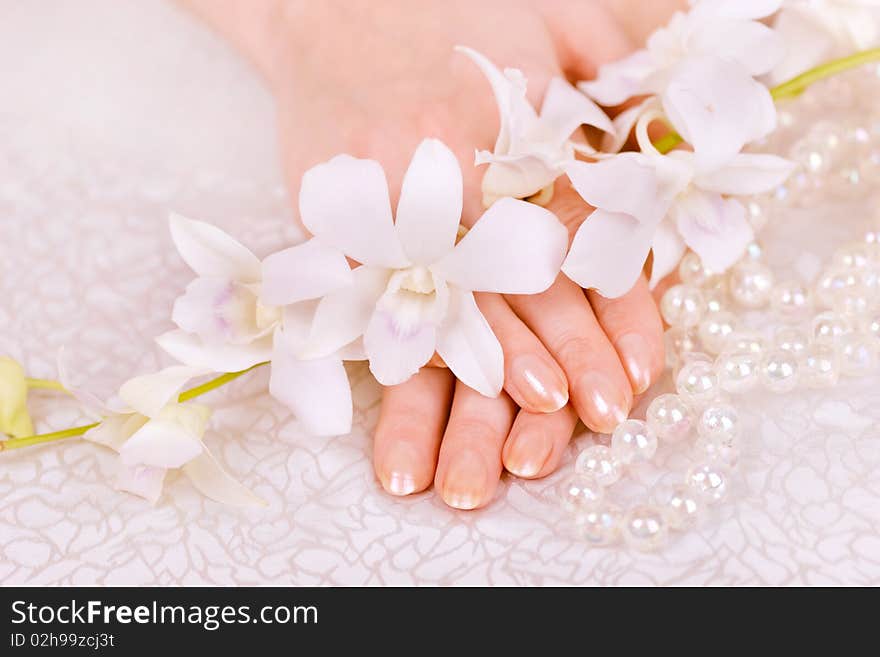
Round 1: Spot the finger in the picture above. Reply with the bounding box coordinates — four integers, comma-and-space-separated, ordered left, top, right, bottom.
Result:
434, 381, 517, 510
475, 292, 569, 414
587, 275, 665, 394
373, 367, 455, 496
502, 404, 578, 479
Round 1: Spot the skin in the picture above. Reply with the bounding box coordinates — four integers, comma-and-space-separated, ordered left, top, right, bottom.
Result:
180, 0, 686, 509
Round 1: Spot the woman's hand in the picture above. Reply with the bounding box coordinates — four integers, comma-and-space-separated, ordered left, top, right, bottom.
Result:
181, 0, 683, 508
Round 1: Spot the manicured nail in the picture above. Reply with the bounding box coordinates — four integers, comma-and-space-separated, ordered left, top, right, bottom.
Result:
509, 354, 569, 413
616, 333, 654, 394
503, 431, 553, 478
441, 448, 489, 510
379, 442, 420, 496
575, 371, 630, 433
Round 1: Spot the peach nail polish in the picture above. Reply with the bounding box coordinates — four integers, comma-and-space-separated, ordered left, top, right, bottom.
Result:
510, 354, 569, 413
504, 431, 553, 478
379, 442, 420, 496
441, 448, 489, 510
616, 333, 654, 394
575, 371, 630, 433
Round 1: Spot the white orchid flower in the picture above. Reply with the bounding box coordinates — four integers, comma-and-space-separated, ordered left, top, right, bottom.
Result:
456, 46, 615, 206
562, 122, 794, 297
298, 138, 568, 396
770, 0, 880, 83
61, 364, 265, 507
580, 0, 783, 169
156, 215, 356, 437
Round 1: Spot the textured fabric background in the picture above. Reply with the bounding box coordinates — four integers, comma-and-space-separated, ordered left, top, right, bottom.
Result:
1, 0, 879, 585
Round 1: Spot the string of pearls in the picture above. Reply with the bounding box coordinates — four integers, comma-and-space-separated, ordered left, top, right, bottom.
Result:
560, 224, 880, 550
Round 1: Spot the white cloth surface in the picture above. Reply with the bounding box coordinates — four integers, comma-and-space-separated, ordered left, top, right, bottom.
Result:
1, 0, 879, 586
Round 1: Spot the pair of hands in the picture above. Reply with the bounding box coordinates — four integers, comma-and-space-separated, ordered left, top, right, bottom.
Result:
184, 0, 685, 509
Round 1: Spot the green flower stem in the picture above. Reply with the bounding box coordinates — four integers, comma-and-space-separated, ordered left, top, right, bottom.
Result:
654, 47, 880, 155
1, 363, 268, 452
25, 378, 68, 392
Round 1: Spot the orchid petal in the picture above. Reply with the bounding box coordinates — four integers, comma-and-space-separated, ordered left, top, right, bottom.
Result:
673, 192, 753, 272
118, 366, 206, 418
562, 209, 655, 298
662, 56, 776, 171
83, 414, 148, 452
578, 49, 656, 106
299, 154, 409, 268
57, 348, 111, 419
183, 450, 266, 507
269, 328, 352, 436
394, 139, 463, 265
260, 239, 353, 306
119, 404, 210, 469
114, 462, 166, 505
649, 221, 688, 288
479, 152, 560, 201
431, 197, 567, 294
156, 330, 272, 373
337, 338, 367, 361
600, 98, 654, 153
694, 153, 795, 195
435, 288, 504, 397
768, 7, 835, 83
169, 214, 262, 284
690, 19, 785, 76
701, 0, 783, 21
540, 76, 614, 143
306, 266, 390, 359
172, 277, 263, 345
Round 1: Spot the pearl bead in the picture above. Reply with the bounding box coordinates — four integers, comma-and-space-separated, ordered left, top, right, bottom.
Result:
663, 327, 701, 369
698, 404, 739, 443
812, 311, 852, 345
703, 287, 728, 314
660, 284, 705, 328
559, 473, 605, 513
697, 311, 737, 355
575, 445, 622, 487
715, 350, 760, 394
800, 342, 840, 388
574, 503, 622, 546
770, 280, 813, 319
838, 333, 879, 377
694, 435, 740, 467
746, 199, 768, 231
676, 359, 720, 407
722, 331, 767, 357
833, 243, 873, 270
774, 326, 809, 355
685, 461, 730, 505
646, 393, 693, 443
622, 505, 669, 551
678, 252, 720, 288
665, 484, 704, 530
729, 261, 774, 308
859, 313, 880, 339
815, 268, 860, 308
611, 419, 658, 465
745, 241, 764, 261
759, 348, 800, 393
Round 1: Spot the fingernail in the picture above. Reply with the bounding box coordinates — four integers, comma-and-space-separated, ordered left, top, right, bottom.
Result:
440, 448, 489, 510
509, 353, 569, 413
503, 431, 553, 478
616, 333, 654, 394
379, 442, 420, 496
575, 371, 630, 433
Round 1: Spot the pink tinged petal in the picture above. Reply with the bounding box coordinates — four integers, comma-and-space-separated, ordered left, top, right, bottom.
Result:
768, 8, 835, 84
119, 403, 211, 469
562, 210, 656, 298
435, 288, 504, 397
269, 329, 353, 437
306, 265, 390, 359
394, 139, 463, 265
169, 213, 262, 284
84, 414, 148, 452
260, 239, 353, 306
673, 192, 753, 272
577, 49, 656, 106
182, 450, 266, 507
479, 152, 560, 200
540, 77, 614, 143
114, 462, 166, 505
564, 155, 667, 224
694, 154, 795, 195
337, 338, 366, 361
172, 277, 263, 345
689, 19, 785, 76
118, 366, 207, 418
649, 221, 687, 288
702, 0, 783, 20
298, 154, 408, 268
156, 330, 272, 373
662, 56, 776, 171
431, 197, 568, 294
